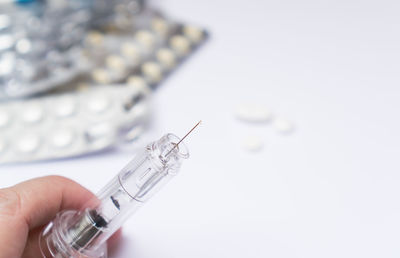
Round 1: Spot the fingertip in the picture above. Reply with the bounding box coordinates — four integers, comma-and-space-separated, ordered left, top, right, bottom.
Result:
10, 175, 95, 229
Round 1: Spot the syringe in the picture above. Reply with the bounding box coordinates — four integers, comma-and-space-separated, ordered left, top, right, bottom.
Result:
39, 121, 201, 258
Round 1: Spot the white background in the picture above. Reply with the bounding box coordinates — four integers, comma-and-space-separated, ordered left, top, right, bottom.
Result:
2, 0, 400, 257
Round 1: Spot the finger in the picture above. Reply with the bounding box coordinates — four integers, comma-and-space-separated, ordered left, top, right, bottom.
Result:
0, 175, 95, 258
0, 188, 28, 258
11, 175, 95, 229
16, 177, 121, 258
22, 226, 42, 258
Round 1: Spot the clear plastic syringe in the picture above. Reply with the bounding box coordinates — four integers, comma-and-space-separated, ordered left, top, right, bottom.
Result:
39, 122, 200, 258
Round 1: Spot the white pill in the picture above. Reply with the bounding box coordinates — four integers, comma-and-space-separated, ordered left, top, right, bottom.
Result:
127, 76, 150, 93
169, 35, 191, 57
0, 35, 14, 51
0, 14, 10, 30
88, 95, 110, 113
235, 104, 272, 123
106, 55, 126, 72
151, 17, 169, 36
16, 38, 32, 54
183, 25, 204, 43
16, 134, 40, 153
242, 136, 264, 152
23, 105, 44, 123
0, 52, 15, 76
92, 69, 111, 84
55, 98, 76, 118
135, 30, 155, 49
85, 123, 115, 148
85, 31, 104, 46
51, 129, 74, 148
141, 62, 163, 84
0, 110, 10, 128
156, 48, 176, 70
274, 118, 294, 134
121, 42, 141, 61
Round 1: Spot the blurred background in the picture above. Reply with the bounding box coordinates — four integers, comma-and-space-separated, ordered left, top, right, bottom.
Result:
1, 0, 400, 257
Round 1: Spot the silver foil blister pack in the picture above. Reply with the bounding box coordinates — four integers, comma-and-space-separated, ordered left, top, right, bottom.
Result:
0, 84, 150, 163
0, 1, 208, 164
0, 0, 129, 99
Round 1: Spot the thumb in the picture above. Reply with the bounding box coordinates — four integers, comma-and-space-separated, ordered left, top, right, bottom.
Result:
0, 176, 94, 258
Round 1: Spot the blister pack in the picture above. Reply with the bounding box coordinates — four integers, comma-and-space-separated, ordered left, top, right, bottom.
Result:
0, 0, 144, 99
82, 9, 207, 88
0, 2, 208, 164
0, 84, 150, 163
0, 1, 207, 100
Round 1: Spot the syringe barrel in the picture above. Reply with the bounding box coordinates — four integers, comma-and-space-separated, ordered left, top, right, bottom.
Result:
39, 133, 189, 257
89, 133, 189, 248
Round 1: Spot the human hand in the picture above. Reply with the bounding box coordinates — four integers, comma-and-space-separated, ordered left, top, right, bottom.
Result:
0, 176, 119, 258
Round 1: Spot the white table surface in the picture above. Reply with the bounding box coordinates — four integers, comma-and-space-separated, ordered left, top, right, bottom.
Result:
2, 0, 400, 257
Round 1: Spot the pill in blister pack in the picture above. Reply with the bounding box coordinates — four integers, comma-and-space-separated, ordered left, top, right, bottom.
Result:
0, 21, 207, 164
0, 0, 145, 100
0, 3, 207, 100
127, 24, 208, 88
85, 16, 208, 88
0, 2, 209, 164
49, 19, 208, 93
0, 84, 150, 163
